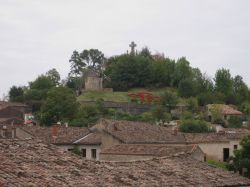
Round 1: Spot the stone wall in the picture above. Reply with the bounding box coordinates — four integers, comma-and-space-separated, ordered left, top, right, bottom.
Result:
80, 101, 152, 114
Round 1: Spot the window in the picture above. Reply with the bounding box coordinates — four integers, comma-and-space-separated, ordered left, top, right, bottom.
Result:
82, 149, 86, 158
223, 148, 230, 162
68, 148, 73, 152
91, 149, 97, 159
234, 145, 238, 150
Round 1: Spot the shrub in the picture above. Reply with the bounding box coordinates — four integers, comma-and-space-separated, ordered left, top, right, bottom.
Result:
180, 119, 213, 133
227, 116, 242, 128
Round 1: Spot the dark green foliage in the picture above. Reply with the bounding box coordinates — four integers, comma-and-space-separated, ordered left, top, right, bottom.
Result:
46, 68, 61, 86
227, 116, 243, 128
106, 55, 152, 91
180, 119, 212, 133
214, 68, 233, 96
227, 135, 250, 178
187, 97, 199, 113
9, 86, 24, 102
65, 76, 83, 92
39, 86, 79, 125
178, 79, 197, 98
69, 49, 105, 76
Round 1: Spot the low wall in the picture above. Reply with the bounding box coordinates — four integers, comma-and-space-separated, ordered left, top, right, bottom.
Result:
80, 101, 152, 114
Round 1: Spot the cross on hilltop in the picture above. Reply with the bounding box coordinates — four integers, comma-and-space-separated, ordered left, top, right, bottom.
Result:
129, 41, 137, 55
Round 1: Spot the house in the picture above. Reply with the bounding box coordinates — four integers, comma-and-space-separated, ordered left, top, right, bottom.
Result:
1, 138, 250, 186
91, 119, 186, 148
16, 125, 102, 160
84, 69, 103, 91
184, 129, 250, 162
100, 144, 205, 162
0, 101, 31, 125
207, 104, 243, 122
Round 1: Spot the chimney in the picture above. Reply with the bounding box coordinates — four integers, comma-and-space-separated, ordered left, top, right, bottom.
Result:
11, 127, 16, 139
51, 124, 60, 143
1, 125, 7, 138
172, 127, 178, 136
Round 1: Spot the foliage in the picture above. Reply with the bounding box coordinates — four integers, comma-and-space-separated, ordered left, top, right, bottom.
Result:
207, 160, 228, 170
227, 135, 250, 178
39, 86, 79, 125
8, 86, 24, 102
227, 116, 243, 128
214, 68, 233, 96
46, 68, 61, 86
160, 91, 178, 111
179, 119, 212, 133
187, 97, 199, 113
71, 146, 82, 156
178, 79, 197, 98
69, 49, 105, 76
210, 105, 225, 125
141, 112, 155, 122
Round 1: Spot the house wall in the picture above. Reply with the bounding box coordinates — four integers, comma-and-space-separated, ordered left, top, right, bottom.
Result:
100, 131, 121, 149
16, 128, 33, 139
59, 144, 101, 161
85, 77, 103, 91
198, 140, 241, 162
192, 147, 206, 162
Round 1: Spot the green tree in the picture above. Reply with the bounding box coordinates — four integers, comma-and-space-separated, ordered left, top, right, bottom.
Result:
46, 68, 61, 86
139, 47, 152, 59
69, 50, 85, 76
8, 86, 24, 102
228, 116, 243, 128
187, 97, 199, 113
233, 75, 249, 104
214, 68, 233, 96
39, 86, 79, 125
178, 79, 197, 97
228, 135, 250, 178
160, 91, 178, 111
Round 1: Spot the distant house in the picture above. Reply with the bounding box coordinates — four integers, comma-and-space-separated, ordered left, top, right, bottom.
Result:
207, 104, 243, 122
84, 69, 103, 91
16, 125, 102, 160
184, 129, 250, 162
100, 144, 205, 162
0, 101, 31, 125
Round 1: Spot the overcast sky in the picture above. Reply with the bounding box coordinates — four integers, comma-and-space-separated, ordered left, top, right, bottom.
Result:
1, 0, 250, 99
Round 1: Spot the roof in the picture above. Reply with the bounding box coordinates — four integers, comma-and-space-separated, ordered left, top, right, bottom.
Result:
18, 126, 90, 144
74, 131, 102, 145
100, 144, 199, 156
207, 104, 243, 115
184, 132, 250, 143
0, 101, 27, 110
0, 117, 24, 125
1, 139, 250, 187
93, 119, 186, 144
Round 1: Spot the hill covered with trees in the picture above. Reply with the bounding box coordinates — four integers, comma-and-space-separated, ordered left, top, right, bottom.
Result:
8, 45, 250, 127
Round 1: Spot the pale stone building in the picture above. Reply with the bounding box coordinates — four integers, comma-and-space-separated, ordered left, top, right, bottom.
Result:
84, 70, 103, 91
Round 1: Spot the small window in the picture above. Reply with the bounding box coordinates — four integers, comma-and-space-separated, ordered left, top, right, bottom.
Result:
234, 145, 238, 150
82, 149, 86, 157
68, 148, 73, 152
91, 149, 97, 159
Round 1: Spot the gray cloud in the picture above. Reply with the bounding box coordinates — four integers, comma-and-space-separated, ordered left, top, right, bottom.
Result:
0, 0, 250, 98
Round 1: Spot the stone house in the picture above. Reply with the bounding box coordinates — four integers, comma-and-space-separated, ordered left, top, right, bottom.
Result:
207, 104, 243, 122
184, 129, 250, 162
84, 70, 103, 91
1, 138, 250, 186
16, 125, 102, 160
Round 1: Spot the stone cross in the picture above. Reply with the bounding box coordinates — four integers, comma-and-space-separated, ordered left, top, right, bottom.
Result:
129, 41, 137, 55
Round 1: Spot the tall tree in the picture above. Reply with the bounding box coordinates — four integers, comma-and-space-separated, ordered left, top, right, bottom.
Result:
69, 50, 85, 76
46, 68, 61, 86
8, 86, 24, 102
233, 75, 249, 104
39, 86, 79, 125
214, 68, 233, 96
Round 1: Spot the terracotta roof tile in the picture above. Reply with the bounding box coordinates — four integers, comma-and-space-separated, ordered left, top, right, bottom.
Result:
18, 126, 90, 144
1, 139, 250, 186
74, 132, 102, 145
100, 144, 197, 156
94, 119, 186, 144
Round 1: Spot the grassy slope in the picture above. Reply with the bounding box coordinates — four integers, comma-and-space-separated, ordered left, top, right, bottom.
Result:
77, 87, 178, 103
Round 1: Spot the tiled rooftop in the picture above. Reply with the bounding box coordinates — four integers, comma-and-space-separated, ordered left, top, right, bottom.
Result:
1, 139, 250, 187
100, 144, 197, 156
74, 131, 102, 145
18, 126, 90, 144
94, 119, 186, 144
